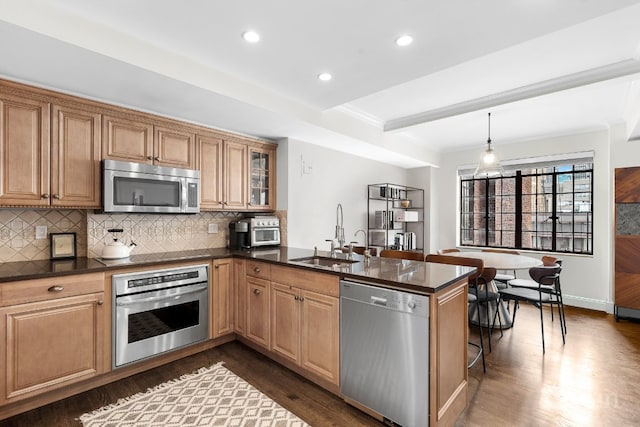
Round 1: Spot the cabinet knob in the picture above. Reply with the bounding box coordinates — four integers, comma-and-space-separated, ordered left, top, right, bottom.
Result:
48, 285, 64, 293
53, 194, 60, 199
294, 295, 299, 301
253, 288, 261, 295
41, 194, 49, 199
254, 267, 260, 273
215, 265, 219, 269
147, 156, 153, 160
154, 157, 160, 161
97, 300, 104, 305
299, 296, 304, 302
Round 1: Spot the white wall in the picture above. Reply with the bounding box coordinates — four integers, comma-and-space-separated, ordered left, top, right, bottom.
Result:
433, 129, 615, 312
279, 138, 408, 251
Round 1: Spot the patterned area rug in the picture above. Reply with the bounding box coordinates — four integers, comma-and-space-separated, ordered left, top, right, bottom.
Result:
79, 362, 309, 426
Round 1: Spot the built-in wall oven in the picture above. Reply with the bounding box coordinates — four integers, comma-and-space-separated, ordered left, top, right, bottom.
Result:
112, 264, 209, 368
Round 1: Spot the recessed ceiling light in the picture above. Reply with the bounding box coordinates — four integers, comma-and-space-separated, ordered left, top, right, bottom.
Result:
317, 73, 332, 81
242, 30, 260, 43
395, 35, 413, 47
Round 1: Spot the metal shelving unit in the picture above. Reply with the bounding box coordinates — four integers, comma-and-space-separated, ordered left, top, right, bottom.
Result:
367, 183, 424, 252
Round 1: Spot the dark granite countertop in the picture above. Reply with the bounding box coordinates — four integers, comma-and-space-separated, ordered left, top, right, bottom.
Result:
0, 246, 474, 295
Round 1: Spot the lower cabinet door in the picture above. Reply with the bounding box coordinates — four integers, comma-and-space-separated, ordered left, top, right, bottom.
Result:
0, 293, 105, 403
270, 283, 300, 363
211, 258, 233, 338
245, 277, 270, 349
300, 289, 340, 385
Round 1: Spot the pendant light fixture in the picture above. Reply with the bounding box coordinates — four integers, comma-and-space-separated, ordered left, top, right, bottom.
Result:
474, 112, 503, 177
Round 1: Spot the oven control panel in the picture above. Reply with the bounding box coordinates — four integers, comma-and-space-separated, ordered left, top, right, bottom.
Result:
113, 264, 209, 296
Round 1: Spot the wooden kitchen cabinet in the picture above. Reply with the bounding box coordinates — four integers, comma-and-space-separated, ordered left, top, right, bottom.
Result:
198, 133, 224, 210
224, 139, 248, 210
271, 283, 340, 385
102, 114, 154, 164
0, 90, 100, 208
430, 278, 468, 427
199, 135, 277, 211
270, 265, 340, 386
102, 114, 195, 169
51, 104, 101, 207
0, 275, 106, 405
245, 276, 271, 349
248, 144, 276, 210
0, 91, 50, 207
211, 258, 234, 339
154, 125, 196, 169
233, 259, 246, 336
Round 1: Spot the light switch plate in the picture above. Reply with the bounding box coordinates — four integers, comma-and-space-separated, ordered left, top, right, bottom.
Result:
208, 223, 219, 234
35, 225, 47, 239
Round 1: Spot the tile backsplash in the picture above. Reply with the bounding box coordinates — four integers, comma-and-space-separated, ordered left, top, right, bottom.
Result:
87, 212, 241, 258
0, 209, 288, 263
0, 209, 87, 262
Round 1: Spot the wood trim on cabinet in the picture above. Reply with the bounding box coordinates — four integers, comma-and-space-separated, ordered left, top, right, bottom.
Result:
270, 265, 339, 297
429, 278, 468, 427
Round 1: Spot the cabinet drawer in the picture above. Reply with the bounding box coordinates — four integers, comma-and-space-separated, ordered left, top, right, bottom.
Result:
0, 273, 105, 307
246, 261, 271, 280
271, 265, 339, 297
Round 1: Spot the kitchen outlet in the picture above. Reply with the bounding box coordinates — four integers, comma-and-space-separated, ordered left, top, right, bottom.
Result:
35, 225, 47, 239
207, 223, 219, 234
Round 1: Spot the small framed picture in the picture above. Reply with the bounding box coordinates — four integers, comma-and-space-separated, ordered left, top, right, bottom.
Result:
50, 232, 77, 259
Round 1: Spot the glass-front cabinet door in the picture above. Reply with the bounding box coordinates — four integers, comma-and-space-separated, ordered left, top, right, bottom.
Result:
249, 145, 276, 210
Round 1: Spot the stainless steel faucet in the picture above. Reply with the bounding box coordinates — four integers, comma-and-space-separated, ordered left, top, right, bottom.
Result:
354, 229, 367, 250
335, 203, 345, 250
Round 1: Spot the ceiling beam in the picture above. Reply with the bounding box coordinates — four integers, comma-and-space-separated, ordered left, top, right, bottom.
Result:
384, 59, 640, 132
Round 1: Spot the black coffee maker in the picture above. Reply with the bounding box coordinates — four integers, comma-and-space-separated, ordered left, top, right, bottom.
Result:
228, 220, 250, 249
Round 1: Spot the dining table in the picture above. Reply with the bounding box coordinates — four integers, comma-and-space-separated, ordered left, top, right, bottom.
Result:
446, 251, 542, 329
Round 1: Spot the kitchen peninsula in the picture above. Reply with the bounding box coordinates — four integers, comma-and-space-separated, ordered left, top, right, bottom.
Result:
0, 247, 474, 426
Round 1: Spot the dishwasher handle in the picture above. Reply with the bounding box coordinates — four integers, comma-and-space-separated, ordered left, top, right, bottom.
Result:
370, 296, 387, 306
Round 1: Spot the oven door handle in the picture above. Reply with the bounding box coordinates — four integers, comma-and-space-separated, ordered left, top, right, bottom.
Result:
116, 284, 208, 306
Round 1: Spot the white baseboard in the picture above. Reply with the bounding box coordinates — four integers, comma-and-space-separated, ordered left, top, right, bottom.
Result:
563, 295, 613, 313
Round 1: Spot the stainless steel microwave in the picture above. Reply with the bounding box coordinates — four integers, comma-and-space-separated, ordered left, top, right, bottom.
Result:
103, 160, 200, 214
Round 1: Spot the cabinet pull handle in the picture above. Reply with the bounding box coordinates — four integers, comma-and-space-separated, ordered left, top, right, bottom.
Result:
48, 285, 64, 292
53, 194, 60, 199
147, 156, 153, 160
253, 288, 261, 295
97, 300, 104, 305
254, 267, 260, 273
41, 194, 49, 199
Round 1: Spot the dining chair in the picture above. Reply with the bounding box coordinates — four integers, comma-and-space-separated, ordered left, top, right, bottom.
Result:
497, 264, 564, 353
481, 248, 520, 288
380, 249, 424, 261
425, 254, 486, 372
470, 266, 503, 351
437, 248, 460, 254
508, 257, 566, 334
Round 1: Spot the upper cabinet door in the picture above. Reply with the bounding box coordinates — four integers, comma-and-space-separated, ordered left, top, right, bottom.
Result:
0, 93, 50, 206
51, 104, 101, 207
154, 125, 196, 169
102, 114, 154, 164
198, 134, 224, 210
248, 145, 276, 211
224, 140, 248, 210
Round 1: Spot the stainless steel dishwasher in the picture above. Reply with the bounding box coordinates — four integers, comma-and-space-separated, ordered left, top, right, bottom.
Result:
340, 280, 429, 427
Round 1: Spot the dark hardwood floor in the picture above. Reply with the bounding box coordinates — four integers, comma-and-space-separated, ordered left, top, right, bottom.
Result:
2, 304, 639, 427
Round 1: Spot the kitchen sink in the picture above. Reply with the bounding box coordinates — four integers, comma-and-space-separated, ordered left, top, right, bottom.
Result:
289, 256, 358, 268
